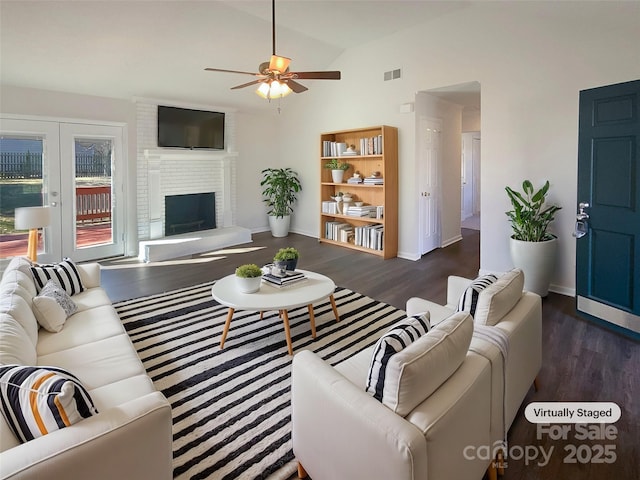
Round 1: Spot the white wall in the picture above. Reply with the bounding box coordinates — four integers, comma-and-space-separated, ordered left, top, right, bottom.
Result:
275, 1, 640, 295
235, 110, 282, 232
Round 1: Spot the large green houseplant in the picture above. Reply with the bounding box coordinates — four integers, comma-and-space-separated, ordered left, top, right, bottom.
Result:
505, 180, 562, 241
260, 168, 302, 237
505, 180, 562, 296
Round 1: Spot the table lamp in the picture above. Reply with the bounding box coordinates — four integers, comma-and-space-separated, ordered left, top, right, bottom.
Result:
15, 206, 51, 262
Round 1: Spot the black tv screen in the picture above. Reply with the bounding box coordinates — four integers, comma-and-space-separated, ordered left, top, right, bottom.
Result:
157, 105, 225, 150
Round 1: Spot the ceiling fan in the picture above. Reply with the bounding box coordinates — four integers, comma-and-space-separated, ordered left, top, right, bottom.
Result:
204, 0, 341, 99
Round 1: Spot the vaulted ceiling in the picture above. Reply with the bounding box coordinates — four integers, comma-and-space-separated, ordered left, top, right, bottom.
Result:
0, 1, 475, 111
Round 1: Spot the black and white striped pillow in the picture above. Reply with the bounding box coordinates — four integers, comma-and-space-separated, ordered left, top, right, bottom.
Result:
30, 258, 85, 296
456, 274, 498, 318
365, 313, 431, 402
0, 365, 98, 443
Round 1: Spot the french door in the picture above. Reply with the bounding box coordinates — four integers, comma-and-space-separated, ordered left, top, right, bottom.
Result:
0, 117, 125, 264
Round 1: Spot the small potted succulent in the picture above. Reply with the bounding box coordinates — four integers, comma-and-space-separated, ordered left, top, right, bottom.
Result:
235, 264, 263, 293
273, 247, 300, 271
324, 158, 350, 183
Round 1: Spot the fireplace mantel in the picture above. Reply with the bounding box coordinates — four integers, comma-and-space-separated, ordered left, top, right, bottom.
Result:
142, 148, 238, 240
143, 148, 239, 162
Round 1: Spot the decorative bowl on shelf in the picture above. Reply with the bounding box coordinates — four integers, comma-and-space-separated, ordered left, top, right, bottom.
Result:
354, 201, 364, 207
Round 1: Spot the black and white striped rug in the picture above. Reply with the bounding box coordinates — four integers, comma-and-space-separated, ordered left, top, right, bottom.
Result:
114, 282, 407, 480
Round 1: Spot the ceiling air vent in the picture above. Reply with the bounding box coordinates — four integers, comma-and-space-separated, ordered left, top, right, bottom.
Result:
384, 69, 402, 81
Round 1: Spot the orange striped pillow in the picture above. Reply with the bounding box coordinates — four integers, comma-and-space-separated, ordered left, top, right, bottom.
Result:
0, 365, 98, 443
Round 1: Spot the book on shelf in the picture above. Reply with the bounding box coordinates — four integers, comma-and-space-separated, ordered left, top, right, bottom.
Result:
340, 227, 354, 243
324, 221, 352, 241
347, 176, 363, 184
354, 224, 384, 251
323, 141, 354, 157
322, 200, 339, 214
344, 205, 377, 217
359, 135, 384, 155
363, 176, 384, 185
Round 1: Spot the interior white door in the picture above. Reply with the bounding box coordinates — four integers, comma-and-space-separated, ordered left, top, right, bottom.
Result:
461, 132, 474, 220
418, 117, 442, 255
472, 136, 481, 215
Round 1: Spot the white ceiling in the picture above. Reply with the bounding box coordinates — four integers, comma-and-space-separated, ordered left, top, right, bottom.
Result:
0, 0, 477, 112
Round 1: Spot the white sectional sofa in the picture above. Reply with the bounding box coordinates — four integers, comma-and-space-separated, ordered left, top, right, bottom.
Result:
292, 269, 541, 480
0, 257, 173, 480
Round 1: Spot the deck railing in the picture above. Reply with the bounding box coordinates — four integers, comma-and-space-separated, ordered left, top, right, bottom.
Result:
76, 186, 111, 223
0, 152, 111, 179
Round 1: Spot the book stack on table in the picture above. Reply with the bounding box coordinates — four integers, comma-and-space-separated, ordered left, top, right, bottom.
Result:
262, 270, 308, 288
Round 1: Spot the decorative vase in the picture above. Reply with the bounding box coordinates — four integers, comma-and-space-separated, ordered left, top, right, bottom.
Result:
331, 169, 345, 184
236, 275, 261, 293
509, 237, 557, 297
332, 196, 343, 214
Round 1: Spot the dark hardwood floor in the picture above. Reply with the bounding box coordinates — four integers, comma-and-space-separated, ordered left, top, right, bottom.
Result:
100, 230, 639, 480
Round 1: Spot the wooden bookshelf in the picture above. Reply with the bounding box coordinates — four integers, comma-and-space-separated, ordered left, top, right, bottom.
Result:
319, 125, 398, 259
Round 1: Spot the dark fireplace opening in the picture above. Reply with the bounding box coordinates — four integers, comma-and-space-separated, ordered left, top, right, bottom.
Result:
165, 192, 216, 236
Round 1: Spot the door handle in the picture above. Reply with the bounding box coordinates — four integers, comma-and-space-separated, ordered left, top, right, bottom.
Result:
577, 202, 589, 220
573, 202, 590, 238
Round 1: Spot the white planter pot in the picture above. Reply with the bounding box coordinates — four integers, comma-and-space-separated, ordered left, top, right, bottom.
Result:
268, 215, 291, 237
235, 275, 261, 294
509, 237, 558, 297
331, 169, 345, 184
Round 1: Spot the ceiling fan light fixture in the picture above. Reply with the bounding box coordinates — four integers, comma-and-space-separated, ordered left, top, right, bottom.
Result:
256, 79, 292, 99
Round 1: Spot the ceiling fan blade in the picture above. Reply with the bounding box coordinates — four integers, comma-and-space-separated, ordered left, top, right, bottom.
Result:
231, 79, 264, 90
205, 67, 260, 76
286, 79, 308, 94
269, 55, 291, 74
289, 71, 341, 80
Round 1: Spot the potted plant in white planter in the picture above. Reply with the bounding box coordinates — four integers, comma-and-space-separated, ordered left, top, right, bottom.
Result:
260, 167, 302, 237
505, 179, 562, 297
324, 158, 350, 184
235, 264, 263, 293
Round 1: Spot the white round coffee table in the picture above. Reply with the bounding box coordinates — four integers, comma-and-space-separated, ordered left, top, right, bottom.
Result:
211, 269, 340, 355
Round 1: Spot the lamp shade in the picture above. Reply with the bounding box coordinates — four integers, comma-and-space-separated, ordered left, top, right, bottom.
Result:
15, 206, 51, 230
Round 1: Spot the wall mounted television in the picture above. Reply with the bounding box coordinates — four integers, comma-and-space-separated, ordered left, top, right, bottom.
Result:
157, 105, 225, 150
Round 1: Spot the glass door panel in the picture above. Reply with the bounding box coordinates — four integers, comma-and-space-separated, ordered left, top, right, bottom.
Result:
74, 137, 113, 249
0, 118, 61, 265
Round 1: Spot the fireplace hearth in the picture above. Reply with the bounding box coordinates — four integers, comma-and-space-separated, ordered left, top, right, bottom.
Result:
165, 192, 216, 236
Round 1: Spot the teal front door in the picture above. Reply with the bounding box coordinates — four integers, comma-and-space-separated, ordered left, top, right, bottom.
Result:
576, 79, 640, 336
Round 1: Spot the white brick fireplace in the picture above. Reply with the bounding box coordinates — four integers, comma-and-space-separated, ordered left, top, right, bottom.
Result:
135, 101, 251, 261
